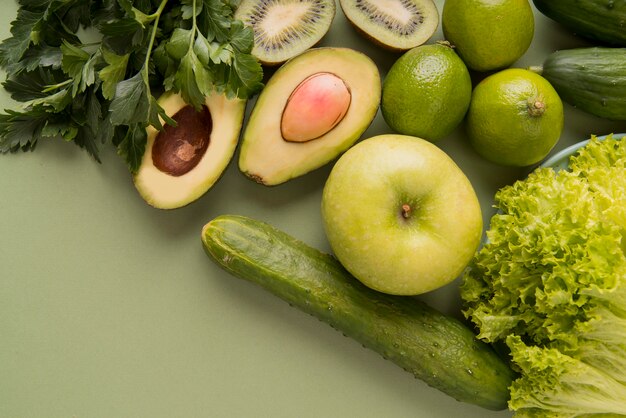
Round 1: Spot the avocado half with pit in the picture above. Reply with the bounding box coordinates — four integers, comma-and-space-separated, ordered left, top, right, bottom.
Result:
133, 92, 246, 209
238, 47, 381, 186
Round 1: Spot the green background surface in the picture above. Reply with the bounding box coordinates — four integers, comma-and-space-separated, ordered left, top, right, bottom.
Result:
1, 1, 625, 417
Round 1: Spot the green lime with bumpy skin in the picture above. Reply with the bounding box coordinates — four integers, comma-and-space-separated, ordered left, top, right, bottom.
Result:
381, 42, 472, 142
442, 0, 534, 72
466, 68, 564, 167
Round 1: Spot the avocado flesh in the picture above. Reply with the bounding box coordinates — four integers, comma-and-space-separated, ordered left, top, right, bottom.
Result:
238, 47, 381, 186
133, 92, 246, 209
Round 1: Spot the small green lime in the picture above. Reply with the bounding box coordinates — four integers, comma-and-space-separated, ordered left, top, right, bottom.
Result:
381, 43, 472, 142
466, 68, 564, 167
442, 0, 534, 72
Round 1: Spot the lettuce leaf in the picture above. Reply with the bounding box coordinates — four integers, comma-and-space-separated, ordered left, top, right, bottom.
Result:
507, 336, 626, 417
461, 135, 626, 416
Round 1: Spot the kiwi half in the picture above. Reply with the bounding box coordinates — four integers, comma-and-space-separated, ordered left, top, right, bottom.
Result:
339, 0, 439, 51
235, 0, 336, 66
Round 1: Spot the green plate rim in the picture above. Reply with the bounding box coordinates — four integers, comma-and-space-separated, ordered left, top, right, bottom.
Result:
540, 133, 626, 170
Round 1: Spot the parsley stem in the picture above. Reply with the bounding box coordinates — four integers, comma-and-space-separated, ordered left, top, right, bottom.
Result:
43, 79, 73, 93
144, 0, 169, 20
143, 0, 170, 76
189, 0, 198, 51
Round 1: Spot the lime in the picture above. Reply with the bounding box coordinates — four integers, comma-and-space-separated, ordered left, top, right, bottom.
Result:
466, 68, 564, 167
381, 42, 472, 142
442, 0, 534, 72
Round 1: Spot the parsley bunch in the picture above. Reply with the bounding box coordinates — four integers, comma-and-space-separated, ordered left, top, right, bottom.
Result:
0, 0, 263, 172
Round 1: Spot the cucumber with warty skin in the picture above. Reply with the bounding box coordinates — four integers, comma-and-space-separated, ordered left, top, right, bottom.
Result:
539, 47, 626, 121
201, 214, 515, 411
532, 0, 626, 46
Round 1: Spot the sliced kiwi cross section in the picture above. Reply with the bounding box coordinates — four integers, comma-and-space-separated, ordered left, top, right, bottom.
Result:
339, 0, 439, 51
235, 0, 336, 66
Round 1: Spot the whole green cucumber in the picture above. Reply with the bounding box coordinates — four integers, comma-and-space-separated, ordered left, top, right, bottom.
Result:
540, 47, 626, 121
201, 214, 515, 411
533, 0, 626, 46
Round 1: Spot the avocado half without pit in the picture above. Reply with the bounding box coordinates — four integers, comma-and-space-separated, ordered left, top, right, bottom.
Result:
133, 92, 246, 209
238, 47, 381, 186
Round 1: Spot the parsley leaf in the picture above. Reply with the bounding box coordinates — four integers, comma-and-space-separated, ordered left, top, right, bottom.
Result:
99, 49, 130, 100
0, 8, 43, 68
0, 108, 50, 153
228, 49, 263, 99
109, 71, 151, 126
115, 123, 146, 171
60, 40, 100, 96
10, 44, 63, 73
99, 17, 147, 54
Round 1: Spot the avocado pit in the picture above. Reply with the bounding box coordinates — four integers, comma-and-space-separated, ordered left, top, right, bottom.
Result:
281, 72, 352, 142
152, 105, 213, 177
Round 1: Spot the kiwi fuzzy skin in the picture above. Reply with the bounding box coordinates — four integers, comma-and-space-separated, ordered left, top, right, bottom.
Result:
344, 18, 409, 52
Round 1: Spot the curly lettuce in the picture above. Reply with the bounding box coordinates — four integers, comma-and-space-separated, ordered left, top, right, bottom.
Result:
461, 135, 626, 417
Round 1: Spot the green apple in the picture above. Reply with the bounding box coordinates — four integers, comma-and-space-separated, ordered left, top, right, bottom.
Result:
321, 134, 483, 295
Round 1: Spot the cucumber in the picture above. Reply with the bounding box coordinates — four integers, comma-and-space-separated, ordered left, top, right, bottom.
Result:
532, 0, 626, 46
540, 47, 626, 121
201, 214, 515, 411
